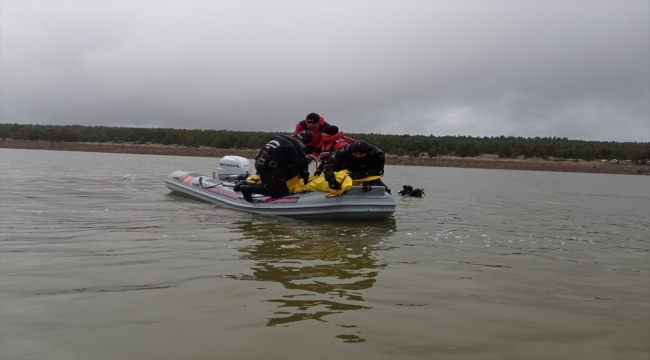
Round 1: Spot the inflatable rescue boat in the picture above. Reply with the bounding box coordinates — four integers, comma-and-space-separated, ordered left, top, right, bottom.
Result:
165, 156, 396, 220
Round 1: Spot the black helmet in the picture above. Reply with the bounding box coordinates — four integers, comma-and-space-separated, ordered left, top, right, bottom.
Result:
349, 140, 371, 154
296, 130, 314, 144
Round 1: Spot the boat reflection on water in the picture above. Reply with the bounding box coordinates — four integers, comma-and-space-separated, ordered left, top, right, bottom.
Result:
229, 217, 396, 341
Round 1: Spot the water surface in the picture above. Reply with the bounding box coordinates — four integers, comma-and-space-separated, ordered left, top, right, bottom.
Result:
1, 149, 648, 360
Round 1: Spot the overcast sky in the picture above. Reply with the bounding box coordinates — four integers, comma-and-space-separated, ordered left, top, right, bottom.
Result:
1, 1, 648, 142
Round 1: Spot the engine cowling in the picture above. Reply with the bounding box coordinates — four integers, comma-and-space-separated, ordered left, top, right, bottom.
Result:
217, 156, 251, 181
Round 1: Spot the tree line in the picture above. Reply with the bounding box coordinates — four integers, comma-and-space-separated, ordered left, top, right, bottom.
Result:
1, 123, 649, 163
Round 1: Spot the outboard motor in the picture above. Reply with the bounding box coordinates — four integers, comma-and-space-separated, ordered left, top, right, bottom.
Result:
217, 156, 251, 181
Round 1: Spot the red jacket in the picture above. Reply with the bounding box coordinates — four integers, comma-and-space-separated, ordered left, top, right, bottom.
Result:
316, 131, 354, 159
293, 116, 330, 150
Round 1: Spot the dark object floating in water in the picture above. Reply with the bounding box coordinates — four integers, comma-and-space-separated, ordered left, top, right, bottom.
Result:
398, 185, 425, 198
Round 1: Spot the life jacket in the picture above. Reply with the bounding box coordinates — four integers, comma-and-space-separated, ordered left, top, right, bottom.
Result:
294, 116, 330, 149
318, 132, 354, 161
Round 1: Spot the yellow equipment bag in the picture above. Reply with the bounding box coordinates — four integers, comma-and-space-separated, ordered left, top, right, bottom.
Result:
352, 175, 381, 186
286, 175, 308, 194
305, 170, 353, 195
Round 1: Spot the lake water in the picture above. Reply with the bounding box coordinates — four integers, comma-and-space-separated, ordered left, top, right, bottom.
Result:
1, 149, 648, 360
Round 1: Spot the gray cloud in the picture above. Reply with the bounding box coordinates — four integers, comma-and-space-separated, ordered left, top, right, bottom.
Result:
1, 1, 648, 141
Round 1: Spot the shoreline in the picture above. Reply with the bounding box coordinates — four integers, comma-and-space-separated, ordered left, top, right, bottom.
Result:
1, 139, 647, 175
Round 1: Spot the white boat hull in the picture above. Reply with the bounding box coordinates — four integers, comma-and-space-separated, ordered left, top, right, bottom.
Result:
165, 171, 396, 220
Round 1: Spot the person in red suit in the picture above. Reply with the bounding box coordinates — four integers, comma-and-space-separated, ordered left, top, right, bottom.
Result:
293, 112, 330, 158
313, 125, 354, 175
